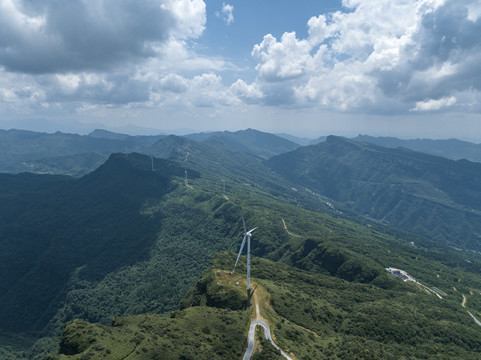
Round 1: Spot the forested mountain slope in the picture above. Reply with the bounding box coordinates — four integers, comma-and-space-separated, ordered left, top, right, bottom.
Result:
48, 236, 481, 360
0, 147, 299, 359
0, 154, 185, 334
268, 136, 481, 249
3, 133, 481, 359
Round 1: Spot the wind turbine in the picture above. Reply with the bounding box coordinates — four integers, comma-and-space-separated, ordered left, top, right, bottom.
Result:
233, 216, 257, 306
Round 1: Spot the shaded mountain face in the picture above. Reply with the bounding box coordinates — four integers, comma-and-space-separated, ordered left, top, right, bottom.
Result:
0, 130, 145, 160
268, 136, 481, 249
0, 153, 184, 334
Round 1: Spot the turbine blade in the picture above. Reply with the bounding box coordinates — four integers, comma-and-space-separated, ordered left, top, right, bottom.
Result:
242, 216, 247, 234
246, 227, 258, 236
233, 235, 246, 273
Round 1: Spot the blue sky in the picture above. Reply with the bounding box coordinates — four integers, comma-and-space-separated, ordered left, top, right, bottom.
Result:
203, 1, 341, 69
0, 0, 481, 140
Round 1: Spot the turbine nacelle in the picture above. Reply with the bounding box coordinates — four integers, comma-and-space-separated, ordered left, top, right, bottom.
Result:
246, 227, 257, 237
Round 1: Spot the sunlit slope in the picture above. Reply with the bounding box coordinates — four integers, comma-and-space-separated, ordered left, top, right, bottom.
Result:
52, 246, 481, 360
45, 308, 249, 360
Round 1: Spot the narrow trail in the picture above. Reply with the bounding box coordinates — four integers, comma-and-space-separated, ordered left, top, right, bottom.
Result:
462, 294, 467, 308
468, 312, 481, 327
281, 218, 301, 238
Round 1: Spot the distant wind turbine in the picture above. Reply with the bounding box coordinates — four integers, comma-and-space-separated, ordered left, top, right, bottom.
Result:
233, 216, 257, 306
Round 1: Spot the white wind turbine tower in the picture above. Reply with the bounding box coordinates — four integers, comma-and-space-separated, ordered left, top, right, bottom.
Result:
233, 216, 257, 305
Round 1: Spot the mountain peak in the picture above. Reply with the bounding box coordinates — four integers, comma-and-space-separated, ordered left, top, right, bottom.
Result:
87, 129, 130, 140
325, 135, 345, 142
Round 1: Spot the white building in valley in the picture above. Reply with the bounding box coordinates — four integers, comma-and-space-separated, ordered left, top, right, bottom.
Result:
385, 267, 411, 281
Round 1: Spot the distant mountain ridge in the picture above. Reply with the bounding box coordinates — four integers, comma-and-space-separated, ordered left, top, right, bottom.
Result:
186, 128, 300, 159
0, 128, 299, 175
352, 134, 481, 163
268, 136, 481, 249
0, 129, 146, 175
87, 128, 166, 145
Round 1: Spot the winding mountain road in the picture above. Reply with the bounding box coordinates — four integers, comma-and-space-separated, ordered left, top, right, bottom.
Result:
281, 218, 301, 238
243, 320, 293, 360
242, 291, 293, 360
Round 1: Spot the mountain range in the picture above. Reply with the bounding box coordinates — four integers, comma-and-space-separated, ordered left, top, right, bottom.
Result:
3, 127, 481, 177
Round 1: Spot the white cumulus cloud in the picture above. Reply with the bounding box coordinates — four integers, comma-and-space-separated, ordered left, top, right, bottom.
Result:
243, 0, 481, 114
411, 96, 457, 111
0, 0, 221, 110
216, 3, 234, 25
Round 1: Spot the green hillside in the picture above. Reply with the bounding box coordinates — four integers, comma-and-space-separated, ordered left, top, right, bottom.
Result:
41, 177, 481, 358
45, 308, 249, 360
268, 136, 481, 249
0, 146, 301, 359
47, 240, 481, 360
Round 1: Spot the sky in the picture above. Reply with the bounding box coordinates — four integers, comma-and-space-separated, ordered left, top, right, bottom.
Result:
0, 0, 481, 140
